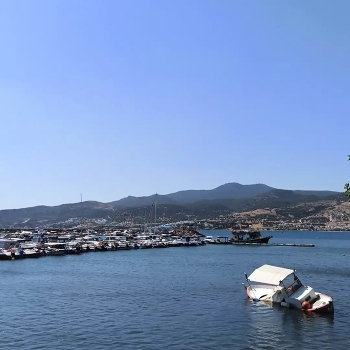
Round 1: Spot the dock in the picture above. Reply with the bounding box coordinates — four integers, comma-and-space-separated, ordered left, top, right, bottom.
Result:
231, 243, 315, 247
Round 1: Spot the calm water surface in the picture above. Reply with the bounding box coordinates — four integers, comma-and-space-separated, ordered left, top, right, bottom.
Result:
1, 230, 349, 349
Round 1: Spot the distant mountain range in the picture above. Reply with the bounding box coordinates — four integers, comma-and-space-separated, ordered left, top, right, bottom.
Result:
109, 183, 338, 207
110, 183, 276, 207
0, 182, 342, 228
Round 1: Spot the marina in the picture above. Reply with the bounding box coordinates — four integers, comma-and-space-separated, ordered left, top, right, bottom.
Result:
0, 228, 316, 261
0, 228, 207, 260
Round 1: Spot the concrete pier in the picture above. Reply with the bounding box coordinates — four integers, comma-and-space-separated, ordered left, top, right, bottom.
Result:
232, 243, 315, 247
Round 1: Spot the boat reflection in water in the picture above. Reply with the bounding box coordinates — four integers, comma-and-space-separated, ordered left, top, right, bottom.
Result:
244, 298, 335, 349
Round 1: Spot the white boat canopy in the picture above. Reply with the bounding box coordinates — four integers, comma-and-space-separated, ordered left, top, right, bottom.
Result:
248, 264, 295, 286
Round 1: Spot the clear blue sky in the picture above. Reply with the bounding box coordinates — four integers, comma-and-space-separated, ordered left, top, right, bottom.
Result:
0, 0, 349, 210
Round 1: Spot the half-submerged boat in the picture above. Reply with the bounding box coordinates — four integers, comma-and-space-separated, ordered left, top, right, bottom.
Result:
230, 230, 272, 244
244, 264, 334, 313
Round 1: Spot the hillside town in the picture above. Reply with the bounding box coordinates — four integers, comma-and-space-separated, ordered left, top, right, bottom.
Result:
0, 188, 349, 232
1, 201, 350, 233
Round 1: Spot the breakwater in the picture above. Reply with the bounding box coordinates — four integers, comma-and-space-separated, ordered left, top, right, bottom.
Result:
0, 233, 315, 261
230, 242, 315, 247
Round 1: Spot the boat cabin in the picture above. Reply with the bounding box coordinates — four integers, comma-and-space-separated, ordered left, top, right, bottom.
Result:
232, 230, 262, 241
44, 242, 67, 250
0, 239, 16, 250
32, 232, 45, 244
104, 235, 127, 242
57, 236, 73, 243
247, 264, 318, 309
0, 238, 24, 250
216, 236, 229, 243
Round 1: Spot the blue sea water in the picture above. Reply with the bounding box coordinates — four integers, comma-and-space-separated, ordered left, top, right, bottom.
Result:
0, 230, 350, 349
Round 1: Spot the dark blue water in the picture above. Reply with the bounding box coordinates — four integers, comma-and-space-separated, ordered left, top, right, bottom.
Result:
1, 230, 349, 349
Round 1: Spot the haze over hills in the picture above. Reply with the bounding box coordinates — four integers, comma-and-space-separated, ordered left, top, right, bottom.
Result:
0, 182, 343, 228
107, 183, 276, 208
110, 183, 339, 208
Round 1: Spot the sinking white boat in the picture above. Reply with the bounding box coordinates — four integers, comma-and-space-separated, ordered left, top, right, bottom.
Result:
244, 264, 334, 313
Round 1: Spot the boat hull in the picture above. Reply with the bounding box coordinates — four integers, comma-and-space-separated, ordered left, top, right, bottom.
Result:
0, 254, 15, 260
0, 252, 41, 260
45, 249, 66, 256
245, 286, 334, 314
24, 252, 42, 258
305, 293, 334, 313
232, 235, 273, 244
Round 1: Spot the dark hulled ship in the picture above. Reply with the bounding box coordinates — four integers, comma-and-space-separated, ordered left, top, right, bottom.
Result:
229, 230, 272, 244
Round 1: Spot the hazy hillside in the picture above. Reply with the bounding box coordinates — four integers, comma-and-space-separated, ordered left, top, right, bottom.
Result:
110, 184, 339, 209
111, 183, 276, 207
0, 183, 343, 228
164, 183, 275, 203
0, 201, 118, 228
293, 190, 340, 197
109, 194, 176, 207
184, 190, 342, 213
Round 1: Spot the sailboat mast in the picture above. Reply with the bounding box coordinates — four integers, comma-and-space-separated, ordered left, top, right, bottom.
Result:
80, 193, 83, 235
155, 193, 157, 225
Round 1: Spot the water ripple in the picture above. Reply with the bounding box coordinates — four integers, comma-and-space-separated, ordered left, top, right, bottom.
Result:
0, 231, 349, 349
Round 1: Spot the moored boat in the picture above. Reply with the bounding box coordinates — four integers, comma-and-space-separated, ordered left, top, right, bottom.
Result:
21, 247, 42, 258
44, 243, 66, 256
230, 230, 272, 244
0, 248, 16, 260
244, 264, 334, 313
203, 236, 216, 244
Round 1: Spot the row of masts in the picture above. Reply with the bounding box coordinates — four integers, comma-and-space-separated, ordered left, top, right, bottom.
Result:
144, 194, 157, 233
79, 193, 158, 234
